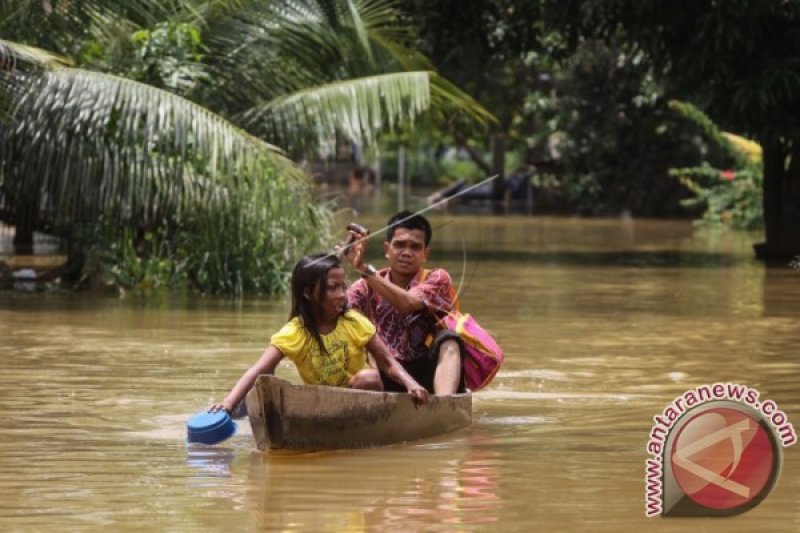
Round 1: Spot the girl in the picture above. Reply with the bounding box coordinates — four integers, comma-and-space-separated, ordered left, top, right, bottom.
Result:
210, 253, 428, 414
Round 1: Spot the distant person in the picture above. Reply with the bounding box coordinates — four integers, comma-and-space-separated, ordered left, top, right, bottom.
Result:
344, 211, 465, 395
209, 253, 428, 414
347, 165, 375, 213
311, 172, 329, 193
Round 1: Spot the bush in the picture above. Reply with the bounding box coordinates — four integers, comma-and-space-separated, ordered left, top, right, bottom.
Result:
550, 41, 700, 216
80, 179, 333, 296
668, 101, 763, 230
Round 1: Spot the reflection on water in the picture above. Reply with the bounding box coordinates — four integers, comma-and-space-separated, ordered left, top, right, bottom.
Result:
1, 216, 800, 531
238, 435, 504, 532
186, 446, 236, 479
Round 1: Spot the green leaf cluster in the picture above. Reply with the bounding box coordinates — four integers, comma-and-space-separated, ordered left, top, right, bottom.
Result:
669, 101, 763, 230
0, 1, 488, 295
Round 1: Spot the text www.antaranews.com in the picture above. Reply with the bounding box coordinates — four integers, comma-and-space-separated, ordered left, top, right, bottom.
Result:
644, 382, 797, 517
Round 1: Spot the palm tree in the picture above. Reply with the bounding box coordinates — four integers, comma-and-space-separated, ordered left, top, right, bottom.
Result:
0, 0, 491, 293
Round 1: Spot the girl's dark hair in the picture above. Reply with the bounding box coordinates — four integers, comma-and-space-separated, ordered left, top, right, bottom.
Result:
289, 253, 342, 354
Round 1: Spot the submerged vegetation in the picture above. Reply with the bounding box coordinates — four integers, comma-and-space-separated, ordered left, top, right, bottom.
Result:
3, 1, 795, 288
0, 1, 489, 295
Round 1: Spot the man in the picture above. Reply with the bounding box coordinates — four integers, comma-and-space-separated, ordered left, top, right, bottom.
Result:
345, 211, 464, 395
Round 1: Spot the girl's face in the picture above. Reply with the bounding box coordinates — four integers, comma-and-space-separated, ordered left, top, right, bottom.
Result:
312, 266, 347, 325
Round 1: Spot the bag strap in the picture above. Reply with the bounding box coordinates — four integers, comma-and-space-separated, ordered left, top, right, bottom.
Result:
420, 267, 463, 349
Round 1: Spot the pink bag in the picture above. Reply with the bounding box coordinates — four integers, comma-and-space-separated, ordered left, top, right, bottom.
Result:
420, 269, 504, 391
440, 311, 504, 391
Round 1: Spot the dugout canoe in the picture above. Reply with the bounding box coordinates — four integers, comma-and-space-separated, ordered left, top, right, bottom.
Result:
244, 375, 472, 451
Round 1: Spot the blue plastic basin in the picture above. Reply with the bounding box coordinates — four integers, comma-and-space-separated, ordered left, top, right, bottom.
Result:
186, 410, 237, 445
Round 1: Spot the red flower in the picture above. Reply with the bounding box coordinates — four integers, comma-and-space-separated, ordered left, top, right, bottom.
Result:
720, 170, 736, 181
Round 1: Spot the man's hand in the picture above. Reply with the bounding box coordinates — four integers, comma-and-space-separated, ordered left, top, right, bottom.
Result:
408, 385, 429, 405
344, 224, 369, 270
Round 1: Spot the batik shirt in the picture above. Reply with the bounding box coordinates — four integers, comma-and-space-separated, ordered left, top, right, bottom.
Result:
347, 268, 457, 363
270, 309, 374, 386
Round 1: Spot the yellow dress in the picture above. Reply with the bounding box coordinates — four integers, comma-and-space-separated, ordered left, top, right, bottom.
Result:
270, 309, 375, 386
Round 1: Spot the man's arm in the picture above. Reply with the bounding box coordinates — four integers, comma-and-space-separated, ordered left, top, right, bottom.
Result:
359, 269, 426, 314
344, 228, 425, 314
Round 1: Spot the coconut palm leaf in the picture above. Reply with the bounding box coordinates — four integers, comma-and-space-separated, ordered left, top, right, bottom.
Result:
0, 0, 188, 26
0, 39, 71, 123
244, 71, 495, 147
346, 0, 375, 64
200, 0, 493, 147
0, 39, 71, 71
0, 56, 305, 236
0, 1, 182, 54
201, 0, 381, 107
0, 1, 495, 294
244, 71, 431, 145
428, 74, 497, 126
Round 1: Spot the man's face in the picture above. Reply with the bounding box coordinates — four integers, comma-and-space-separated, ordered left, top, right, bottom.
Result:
384, 227, 429, 277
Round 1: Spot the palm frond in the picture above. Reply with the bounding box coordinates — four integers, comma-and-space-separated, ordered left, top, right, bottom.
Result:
429, 74, 497, 127
355, 0, 429, 71
1, 65, 305, 233
347, 0, 375, 64
200, 0, 427, 111
0, 39, 72, 70
243, 70, 495, 147
243, 71, 432, 146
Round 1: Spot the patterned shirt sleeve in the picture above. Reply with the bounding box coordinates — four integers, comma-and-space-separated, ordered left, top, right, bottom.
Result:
410, 268, 456, 315
347, 278, 368, 313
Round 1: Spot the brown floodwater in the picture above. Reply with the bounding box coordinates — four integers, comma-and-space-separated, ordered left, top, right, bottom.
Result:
1, 215, 799, 531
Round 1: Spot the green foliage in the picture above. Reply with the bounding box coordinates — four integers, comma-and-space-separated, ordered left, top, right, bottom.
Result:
429, 147, 523, 183
0, 1, 490, 295
127, 21, 209, 94
436, 156, 485, 182
402, 0, 549, 133
85, 182, 333, 296
97, 227, 189, 294
672, 167, 763, 230
669, 102, 763, 230
0, 52, 326, 296
539, 0, 799, 251
197, 0, 492, 150
570, 1, 800, 140
547, 40, 699, 215
179, 183, 334, 296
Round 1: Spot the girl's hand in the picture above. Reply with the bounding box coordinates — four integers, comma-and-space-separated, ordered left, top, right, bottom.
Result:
208, 401, 233, 414
408, 385, 429, 405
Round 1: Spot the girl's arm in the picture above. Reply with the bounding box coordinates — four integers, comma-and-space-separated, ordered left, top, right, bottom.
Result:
366, 335, 429, 404
209, 345, 284, 414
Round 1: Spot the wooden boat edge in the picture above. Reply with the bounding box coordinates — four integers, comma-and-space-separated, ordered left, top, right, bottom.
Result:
245, 375, 472, 451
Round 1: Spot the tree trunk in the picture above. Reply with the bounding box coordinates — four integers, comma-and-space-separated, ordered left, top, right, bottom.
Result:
11, 190, 37, 255
754, 139, 800, 262
12, 221, 34, 254
491, 133, 507, 212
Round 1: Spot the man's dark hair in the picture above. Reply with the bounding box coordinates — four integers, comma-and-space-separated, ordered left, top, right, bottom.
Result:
386, 210, 432, 246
